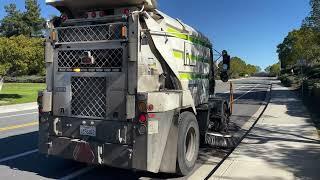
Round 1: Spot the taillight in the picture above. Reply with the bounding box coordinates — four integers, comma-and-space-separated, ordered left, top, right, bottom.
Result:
139, 114, 147, 124
50, 31, 56, 42
121, 26, 128, 38
91, 11, 96, 18
61, 14, 68, 22
99, 11, 105, 17
138, 101, 147, 113
148, 104, 154, 111
123, 8, 130, 15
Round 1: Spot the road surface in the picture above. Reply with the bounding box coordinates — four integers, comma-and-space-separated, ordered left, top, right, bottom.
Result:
0, 77, 272, 180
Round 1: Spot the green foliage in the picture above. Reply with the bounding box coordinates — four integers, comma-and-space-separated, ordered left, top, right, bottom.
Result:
277, 28, 320, 69
0, 35, 45, 76
279, 74, 299, 87
265, 63, 281, 77
4, 75, 45, 83
303, 0, 320, 30
219, 57, 259, 78
24, 0, 45, 36
255, 66, 262, 72
230, 57, 247, 77
246, 64, 259, 75
0, 0, 44, 37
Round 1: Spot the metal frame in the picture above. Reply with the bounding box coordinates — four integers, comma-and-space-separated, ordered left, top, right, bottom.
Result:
56, 22, 128, 44
53, 43, 128, 120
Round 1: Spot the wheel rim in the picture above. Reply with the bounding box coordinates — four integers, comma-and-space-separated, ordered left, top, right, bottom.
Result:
185, 126, 196, 162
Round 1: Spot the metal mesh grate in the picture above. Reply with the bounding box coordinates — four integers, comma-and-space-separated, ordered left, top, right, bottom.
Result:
71, 77, 106, 118
56, 23, 126, 43
58, 49, 123, 69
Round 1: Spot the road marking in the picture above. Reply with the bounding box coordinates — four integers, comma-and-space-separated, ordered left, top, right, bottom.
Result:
232, 84, 260, 102
0, 149, 38, 163
0, 121, 38, 132
0, 112, 38, 119
222, 85, 246, 94
59, 166, 95, 180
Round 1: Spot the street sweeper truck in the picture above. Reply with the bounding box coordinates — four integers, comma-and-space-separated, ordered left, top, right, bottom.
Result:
38, 0, 233, 176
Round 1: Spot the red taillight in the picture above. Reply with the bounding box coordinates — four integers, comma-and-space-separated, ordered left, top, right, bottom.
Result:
123, 8, 130, 15
148, 104, 154, 111
99, 11, 105, 17
61, 14, 68, 22
139, 114, 147, 123
91, 11, 96, 18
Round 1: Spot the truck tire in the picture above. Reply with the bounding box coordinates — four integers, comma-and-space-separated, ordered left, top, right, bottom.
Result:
177, 112, 200, 176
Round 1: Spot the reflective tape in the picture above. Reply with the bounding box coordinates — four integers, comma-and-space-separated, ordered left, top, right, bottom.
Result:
166, 27, 212, 48
172, 50, 210, 63
179, 72, 209, 80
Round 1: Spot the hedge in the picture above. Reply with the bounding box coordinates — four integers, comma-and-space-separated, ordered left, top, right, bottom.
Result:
4, 75, 45, 83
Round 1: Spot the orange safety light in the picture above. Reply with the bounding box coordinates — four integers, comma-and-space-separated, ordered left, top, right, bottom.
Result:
121, 26, 128, 38
50, 31, 57, 42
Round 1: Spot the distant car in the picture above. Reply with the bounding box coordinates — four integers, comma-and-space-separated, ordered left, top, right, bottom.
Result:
245, 74, 249, 77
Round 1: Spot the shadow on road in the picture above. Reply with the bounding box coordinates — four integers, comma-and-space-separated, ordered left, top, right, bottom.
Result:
0, 131, 87, 179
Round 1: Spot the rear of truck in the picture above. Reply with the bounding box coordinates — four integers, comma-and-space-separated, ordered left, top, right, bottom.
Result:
39, 0, 221, 175
39, 4, 148, 170
38, 1, 188, 174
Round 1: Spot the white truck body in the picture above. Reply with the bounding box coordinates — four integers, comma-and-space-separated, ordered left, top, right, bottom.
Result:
38, 1, 225, 175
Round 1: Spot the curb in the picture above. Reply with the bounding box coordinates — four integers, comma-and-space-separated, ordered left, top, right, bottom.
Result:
204, 83, 273, 180
0, 102, 38, 114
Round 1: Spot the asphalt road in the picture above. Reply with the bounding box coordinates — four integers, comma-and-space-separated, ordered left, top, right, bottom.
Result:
0, 77, 272, 180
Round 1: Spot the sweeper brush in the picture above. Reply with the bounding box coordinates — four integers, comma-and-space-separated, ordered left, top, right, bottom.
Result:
205, 132, 239, 148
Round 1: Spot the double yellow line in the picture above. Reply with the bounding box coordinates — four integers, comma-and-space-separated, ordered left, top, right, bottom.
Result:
0, 121, 38, 132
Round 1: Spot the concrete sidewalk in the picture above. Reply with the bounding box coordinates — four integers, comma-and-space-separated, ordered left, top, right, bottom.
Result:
210, 81, 320, 180
0, 102, 37, 114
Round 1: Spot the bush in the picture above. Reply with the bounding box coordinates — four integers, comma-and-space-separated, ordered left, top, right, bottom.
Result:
279, 74, 299, 87
0, 35, 45, 76
313, 82, 320, 100
4, 75, 45, 83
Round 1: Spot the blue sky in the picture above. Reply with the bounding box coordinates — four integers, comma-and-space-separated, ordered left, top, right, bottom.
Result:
0, 0, 310, 69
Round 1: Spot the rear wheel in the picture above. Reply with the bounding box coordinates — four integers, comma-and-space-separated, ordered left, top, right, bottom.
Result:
176, 112, 200, 176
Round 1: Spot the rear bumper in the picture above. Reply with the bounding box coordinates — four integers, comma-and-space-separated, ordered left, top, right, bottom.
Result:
45, 136, 133, 169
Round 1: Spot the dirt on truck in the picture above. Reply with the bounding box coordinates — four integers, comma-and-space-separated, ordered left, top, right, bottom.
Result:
38, 0, 232, 176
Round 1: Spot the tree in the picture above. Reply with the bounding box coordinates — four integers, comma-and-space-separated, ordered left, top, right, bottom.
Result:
219, 56, 260, 78
24, 0, 45, 36
255, 66, 262, 72
277, 28, 320, 69
0, 0, 44, 37
0, 4, 27, 37
265, 63, 281, 77
246, 64, 258, 75
303, 0, 320, 30
0, 35, 45, 76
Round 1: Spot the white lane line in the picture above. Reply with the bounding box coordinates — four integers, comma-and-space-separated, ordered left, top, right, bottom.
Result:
0, 112, 38, 119
232, 84, 260, 102
221, 85, 246, 94
0, 149, 38, 163
59, 166, 95, 180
